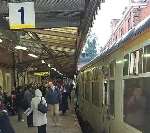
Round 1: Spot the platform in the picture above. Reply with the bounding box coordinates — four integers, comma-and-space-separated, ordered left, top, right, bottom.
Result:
10, 111, 82, 133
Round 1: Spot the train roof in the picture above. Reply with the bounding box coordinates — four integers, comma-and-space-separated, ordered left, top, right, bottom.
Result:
80, 15, 150, 71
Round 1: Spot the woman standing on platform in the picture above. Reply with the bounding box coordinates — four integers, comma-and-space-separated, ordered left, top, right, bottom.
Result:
31, 89, 47, 133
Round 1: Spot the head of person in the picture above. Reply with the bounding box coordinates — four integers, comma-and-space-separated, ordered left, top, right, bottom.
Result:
35, 89, 42, 97
48, 81, 54, 88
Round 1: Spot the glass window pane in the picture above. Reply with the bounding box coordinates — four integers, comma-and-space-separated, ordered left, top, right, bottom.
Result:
85, 82, 90, 101
124, 78, 150, 133
109, 80, 115, 116
92, 82, 100, 106
143, 45, 150, 72
123, 54, 129, 76
110, 61, 115, 78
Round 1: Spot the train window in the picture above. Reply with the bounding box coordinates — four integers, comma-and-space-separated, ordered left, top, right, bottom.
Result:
124, 77, 150, 132
103, 80, 109, 106
92, 82, 100, 106
109, 80, 115, 116
143, 45, 150, 73
93, 69, 96, 80
129, 51, 138, 75
109, 61, 115, 78
138, 49, 143, 74
86, 71, 91, 81
128, 49, 143, 75
93, 68, 100, 80
81, 72, 84, 81
123, 54, 129, 76
85, 82, 90, 101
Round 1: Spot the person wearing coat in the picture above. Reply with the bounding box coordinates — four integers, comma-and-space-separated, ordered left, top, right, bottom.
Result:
31, 89, 47, 133
46, 81, 61, 126
60, 87, 68, 115
24, 87, 33, 127
0, 98, 15, 133
16, 87, 24, 122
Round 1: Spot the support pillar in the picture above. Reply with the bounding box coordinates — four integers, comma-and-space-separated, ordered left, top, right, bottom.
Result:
12, 52, 16, 88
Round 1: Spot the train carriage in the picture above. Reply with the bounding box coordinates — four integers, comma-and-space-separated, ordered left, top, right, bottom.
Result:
78, 15, 150, 133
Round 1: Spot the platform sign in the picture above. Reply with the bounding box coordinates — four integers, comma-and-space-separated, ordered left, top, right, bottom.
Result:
9, 2, 35, 29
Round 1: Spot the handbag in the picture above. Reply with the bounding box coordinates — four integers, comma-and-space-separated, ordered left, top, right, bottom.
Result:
38, 97, 48, 114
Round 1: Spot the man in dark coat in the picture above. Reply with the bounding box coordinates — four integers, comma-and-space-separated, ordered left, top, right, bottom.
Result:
16, 86, 24, 122
46, 81, 61, 126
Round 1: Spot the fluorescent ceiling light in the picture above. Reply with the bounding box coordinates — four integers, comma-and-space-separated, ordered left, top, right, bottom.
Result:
15, 45, 27, 50
41, 60, 45, 64
0, 39, 2, 43
28, 53, 38, 58
51, 68, 56, 71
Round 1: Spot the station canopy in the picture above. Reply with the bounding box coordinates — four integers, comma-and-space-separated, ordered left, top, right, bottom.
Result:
0, 0, 104, 78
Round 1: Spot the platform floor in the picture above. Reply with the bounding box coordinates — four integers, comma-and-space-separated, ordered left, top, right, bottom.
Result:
10, 111, 82, 133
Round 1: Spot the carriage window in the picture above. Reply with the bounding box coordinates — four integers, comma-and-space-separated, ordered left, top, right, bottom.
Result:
128, 49, 143, 75
103, 81, 108, 105
123, 54, 129, 76
143, 45, 150, 73
92, 82, 100, 106
124, 78, 150, 132
109, 80, 115, 116
110, 61, 115, 77
81, 72, 84, 81
93, 68, 99, 80
86, 71, 91, 81
85, 82, 90, 101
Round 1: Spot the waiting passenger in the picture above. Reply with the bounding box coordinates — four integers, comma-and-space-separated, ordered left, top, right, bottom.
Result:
16, 86, 24, 122
31, 89, 47, 133
60, 87, 68, 115
46, 81, 61, 126
24, 86, 33, 127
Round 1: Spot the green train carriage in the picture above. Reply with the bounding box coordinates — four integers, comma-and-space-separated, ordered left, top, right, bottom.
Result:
78, 16, 150, 133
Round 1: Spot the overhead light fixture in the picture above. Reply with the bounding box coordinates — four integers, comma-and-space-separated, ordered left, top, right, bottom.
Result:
48, 64, 51, 67
28, 53, 38, 58
41, 60, 45, 64
15, 45, 27, 50
51, 68, 56, 71
0, 39, 2, 43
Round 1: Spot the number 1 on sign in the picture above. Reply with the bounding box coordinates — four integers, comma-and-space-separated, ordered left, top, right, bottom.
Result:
18, 7, 24, 24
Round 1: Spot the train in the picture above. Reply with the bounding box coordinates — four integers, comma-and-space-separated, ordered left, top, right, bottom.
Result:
77, 15, 150, 133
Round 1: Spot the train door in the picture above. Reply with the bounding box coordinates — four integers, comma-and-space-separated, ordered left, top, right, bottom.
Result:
102, 65, 111, 133
102, 61, 115, 133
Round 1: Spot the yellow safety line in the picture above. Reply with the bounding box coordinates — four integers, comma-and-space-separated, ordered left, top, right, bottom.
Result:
10, 24, 35, 29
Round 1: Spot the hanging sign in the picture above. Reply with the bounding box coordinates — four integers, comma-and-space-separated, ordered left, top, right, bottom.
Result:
9, 2, 35, 29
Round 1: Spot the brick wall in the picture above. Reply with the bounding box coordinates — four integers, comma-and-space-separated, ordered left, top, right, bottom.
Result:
103, 2, 150, 50
140, 2, 150, 21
